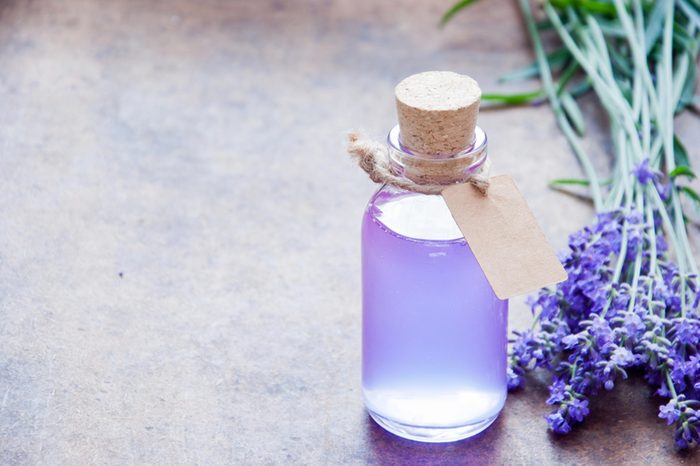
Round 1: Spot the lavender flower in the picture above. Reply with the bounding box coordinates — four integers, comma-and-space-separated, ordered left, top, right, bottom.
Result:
568, 399, 590, 422
633, 159, 656, 185
659, 400, 681, 425
494, 0, 700, 451
509, 209, 700, 449
545, 411, 571, 434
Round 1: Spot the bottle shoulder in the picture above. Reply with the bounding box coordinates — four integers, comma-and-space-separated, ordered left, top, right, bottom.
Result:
364, 185, 464, 242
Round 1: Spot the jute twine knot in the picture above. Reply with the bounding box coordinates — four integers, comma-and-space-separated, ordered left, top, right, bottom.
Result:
347, 132, 491, 195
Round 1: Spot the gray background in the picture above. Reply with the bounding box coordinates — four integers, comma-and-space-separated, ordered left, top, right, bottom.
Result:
1, 0, 698, 464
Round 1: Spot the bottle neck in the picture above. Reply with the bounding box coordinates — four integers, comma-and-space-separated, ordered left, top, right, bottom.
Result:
386, 124, 488, 187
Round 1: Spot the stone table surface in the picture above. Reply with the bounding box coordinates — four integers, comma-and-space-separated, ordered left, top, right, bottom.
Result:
0, 0, 698, 464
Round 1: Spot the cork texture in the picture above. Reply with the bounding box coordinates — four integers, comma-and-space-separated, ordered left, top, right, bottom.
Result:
395, 71, 481, 156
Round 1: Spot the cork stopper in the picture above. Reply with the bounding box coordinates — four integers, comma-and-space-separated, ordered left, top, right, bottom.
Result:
395, 71, 481, 157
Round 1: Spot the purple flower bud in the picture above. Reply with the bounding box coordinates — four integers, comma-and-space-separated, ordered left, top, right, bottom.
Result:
623, 312, 645, 337
610, 347, 634, 366
545, 412, 572, 434
562, 334, 579, 349
546, 379, 567, 404
568, 399, 590, 422
659, 400, 681, 425
655, 179, 672, 201
507, 366, 523, 390
633, 159, 656, 184
675, 319, 699, 345
511, 206, 700, 445
656, 385, 672, 398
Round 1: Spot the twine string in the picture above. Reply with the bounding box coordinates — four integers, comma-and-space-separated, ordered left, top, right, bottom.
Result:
347, 132, 491, 195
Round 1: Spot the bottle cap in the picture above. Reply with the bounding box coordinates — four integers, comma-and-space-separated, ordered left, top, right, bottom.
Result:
395, 71, 481, 157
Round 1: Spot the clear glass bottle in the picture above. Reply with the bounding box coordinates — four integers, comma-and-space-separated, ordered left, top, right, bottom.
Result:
362, 124, 508, 442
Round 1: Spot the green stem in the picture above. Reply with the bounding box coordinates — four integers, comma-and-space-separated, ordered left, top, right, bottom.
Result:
546, 7, 645, 163
665, 369, 679, 399
627, 189, 644, 313
518, 0, 603, 209
612, 0, 660, 118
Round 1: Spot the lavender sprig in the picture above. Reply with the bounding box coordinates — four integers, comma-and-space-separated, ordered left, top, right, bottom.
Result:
510, 208, 700, 443
443, 0, 700, 448
503, 0, 700, 450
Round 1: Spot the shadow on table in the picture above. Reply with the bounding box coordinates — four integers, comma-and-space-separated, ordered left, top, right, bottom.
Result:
363, 413, 507, 466
362, 370, 698, 464
541, 372, 699, 463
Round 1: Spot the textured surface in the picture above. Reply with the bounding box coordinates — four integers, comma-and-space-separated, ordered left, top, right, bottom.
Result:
0, 0, 698, 464
395, 71, 481, 155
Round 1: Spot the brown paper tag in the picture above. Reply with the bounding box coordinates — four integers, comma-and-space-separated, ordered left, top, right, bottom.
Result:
441, 175, 567, 299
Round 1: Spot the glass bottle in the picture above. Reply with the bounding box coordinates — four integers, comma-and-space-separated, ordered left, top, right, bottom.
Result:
362, 124, 508, 443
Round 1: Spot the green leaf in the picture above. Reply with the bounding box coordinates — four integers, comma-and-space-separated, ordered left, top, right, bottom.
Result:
549, 177, 612, 188
481, 89, 545, 105
644, 0, 666, 54
608, 46, 634, 78
595, 18, 625, 37
548, 0, 616, 15
677, 52, 698, 112
556, 60, 580, 95
560, 92, 586, 136
498, 48, 570, 83
679, 0, 700, 29
439, 0, 479, 27
568, 79, 592, 98
680, 186, 700, 204
536, 19, 554, 31
673, 23, 694, 52
549, 178, 591, 187
670, 165, 697, 180
674, 136, 691, 168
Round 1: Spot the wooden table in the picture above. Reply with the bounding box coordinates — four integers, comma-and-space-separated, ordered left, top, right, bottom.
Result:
0, 0, 698, 463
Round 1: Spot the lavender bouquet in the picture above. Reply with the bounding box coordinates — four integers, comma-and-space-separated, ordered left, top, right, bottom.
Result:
445, 0, 700, 448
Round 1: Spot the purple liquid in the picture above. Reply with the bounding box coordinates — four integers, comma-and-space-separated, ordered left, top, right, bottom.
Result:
362, 188, 508, 441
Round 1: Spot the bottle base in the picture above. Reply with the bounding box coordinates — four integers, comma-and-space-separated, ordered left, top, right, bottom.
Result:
367, 409, 498, 443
